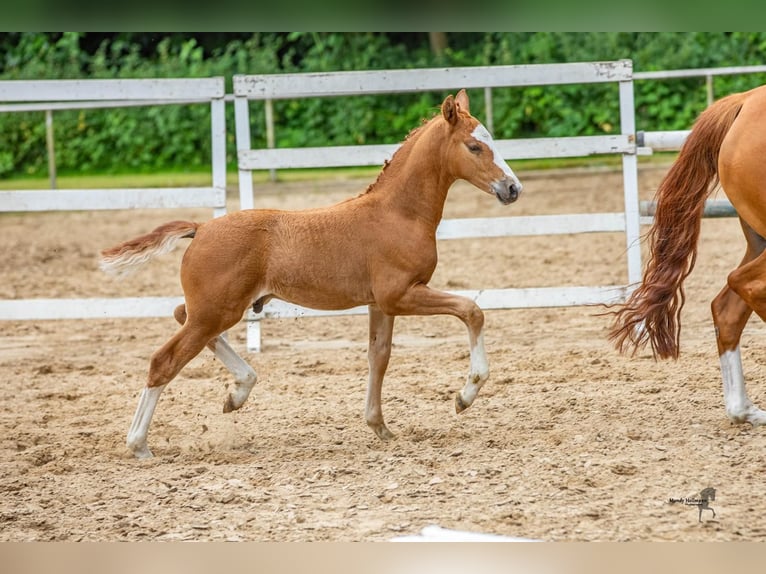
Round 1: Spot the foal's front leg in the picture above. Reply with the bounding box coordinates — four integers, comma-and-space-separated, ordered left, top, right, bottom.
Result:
385, 283, 489, 414
455, 327, 489, 413
366, 305, 396, 440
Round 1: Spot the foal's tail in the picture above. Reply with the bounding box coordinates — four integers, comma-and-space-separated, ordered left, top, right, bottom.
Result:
608, 91, 748, 359
99, 220, 199, 277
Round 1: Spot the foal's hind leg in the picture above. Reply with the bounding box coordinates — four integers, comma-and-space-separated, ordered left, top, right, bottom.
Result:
127, 320, 221, 458
127, 306, 244, 458
127, 384, 167, 459
174, 305, 257, 413
711, 220, 766, 426
383, 284, 489, 415
366, 305, 396, 440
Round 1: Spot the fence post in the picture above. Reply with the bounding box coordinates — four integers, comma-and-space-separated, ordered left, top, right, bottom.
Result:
234, 95, 254, 210
618, 76, 642, 287
45, 109, 56, 190
265, 98, 276, 182
210, 96, 227, 218
483, 87, 494, 134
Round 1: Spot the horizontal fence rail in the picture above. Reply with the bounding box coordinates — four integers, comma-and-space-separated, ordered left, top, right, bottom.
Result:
633, 64, 766, 81
238, 135, 634, 171
640, 199, 736, 219
2, 187, 225, 212
636, 129, 690, 152
0, 78, 225, 102
232, 61, 633, 100
0, 297, 184, 321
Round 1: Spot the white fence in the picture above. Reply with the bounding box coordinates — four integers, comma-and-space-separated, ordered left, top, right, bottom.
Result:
0, 77, 227, 322
7, 63, 745, 349
233, 61, 642, 352
16, 64, 764, 190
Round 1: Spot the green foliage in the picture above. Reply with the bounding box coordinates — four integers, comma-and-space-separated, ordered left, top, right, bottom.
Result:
2, 32, 766, 178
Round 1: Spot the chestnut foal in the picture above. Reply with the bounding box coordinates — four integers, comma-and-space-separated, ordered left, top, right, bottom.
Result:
101, 90, 522, 458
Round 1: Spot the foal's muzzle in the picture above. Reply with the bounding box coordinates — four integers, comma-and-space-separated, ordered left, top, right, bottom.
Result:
493, 179, 523, 205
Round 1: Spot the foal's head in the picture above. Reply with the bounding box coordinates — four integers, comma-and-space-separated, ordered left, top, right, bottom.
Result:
441, 89, 522, 205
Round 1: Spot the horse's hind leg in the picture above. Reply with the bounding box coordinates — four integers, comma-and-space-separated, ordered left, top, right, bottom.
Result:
711, 290, 764, 424
711, 219, 766, 426
174, 304, 257, 413
366, 305, 396, 440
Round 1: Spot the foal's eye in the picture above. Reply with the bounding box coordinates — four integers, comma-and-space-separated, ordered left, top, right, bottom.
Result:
467, 142, 482, 154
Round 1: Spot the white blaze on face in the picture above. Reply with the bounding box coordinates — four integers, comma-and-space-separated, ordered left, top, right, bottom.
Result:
471, 123, 521, 185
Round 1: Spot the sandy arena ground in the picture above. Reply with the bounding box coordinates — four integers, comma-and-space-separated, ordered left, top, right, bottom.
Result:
2, 164, 766, 542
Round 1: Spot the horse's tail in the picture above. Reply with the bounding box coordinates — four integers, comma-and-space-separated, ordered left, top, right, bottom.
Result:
608, 91, 748, 359
99, 220, 199, 277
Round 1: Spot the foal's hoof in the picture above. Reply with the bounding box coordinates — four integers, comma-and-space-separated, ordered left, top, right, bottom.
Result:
746, 408, 766, 427
223, 395, 236, 413
727, 405, 766, 426
129, 444, 154, 459
455, 392, 470, 414
370, 423, 396, 441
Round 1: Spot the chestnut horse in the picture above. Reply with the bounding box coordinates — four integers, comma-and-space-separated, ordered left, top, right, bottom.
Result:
608, 84, 766, 427
101, 90, 523, 458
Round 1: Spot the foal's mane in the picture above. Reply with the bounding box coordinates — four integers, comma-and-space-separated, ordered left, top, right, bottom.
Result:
362, 109, 441, 195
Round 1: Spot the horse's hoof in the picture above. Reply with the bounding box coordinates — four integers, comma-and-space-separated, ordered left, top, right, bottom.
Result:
455, 392, 469, 414
129, 444, 154, 459
728, 405, 766, 426
747, 408, 766, 426
223, 396, 235, 413
370, 423, 395, 441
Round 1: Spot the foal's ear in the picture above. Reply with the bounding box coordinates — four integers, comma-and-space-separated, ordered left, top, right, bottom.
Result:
455, 89, 470, 114
442, 94, 458, 125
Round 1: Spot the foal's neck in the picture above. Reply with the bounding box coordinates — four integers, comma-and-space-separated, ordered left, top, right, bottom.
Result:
372, 118, 454, 229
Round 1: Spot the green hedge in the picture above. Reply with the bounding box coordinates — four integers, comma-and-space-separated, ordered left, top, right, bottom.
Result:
1, 32, 766, 178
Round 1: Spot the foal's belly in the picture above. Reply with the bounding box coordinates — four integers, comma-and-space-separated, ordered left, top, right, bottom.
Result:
273, 282, 374, 311
267, 258, 375, 311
